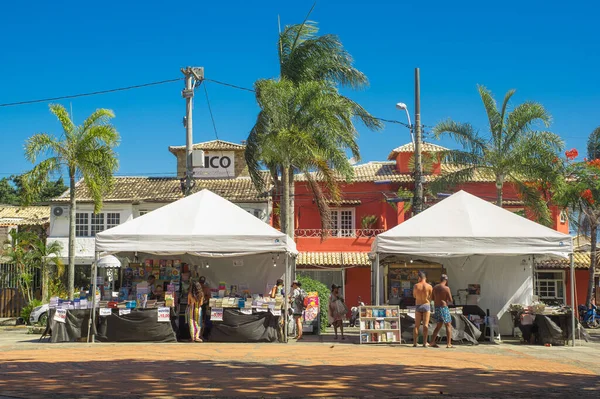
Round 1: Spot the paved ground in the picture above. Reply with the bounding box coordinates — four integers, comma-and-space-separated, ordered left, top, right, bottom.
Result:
0, 327, 599, 398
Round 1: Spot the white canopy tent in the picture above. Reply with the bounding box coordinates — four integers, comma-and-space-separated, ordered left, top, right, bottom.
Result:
90, 189, 297, 342
370, 190, 576, 344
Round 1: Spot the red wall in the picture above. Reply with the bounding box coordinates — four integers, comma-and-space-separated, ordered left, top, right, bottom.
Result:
345, 267, 371, 307
565, 269, 593, 307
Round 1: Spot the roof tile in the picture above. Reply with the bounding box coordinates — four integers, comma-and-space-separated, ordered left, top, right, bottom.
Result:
0, 206, 50, 226
168, 139, 245, 153
297, 252, 370, 267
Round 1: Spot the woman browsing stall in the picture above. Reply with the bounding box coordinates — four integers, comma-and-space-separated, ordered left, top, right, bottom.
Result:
187, 281, 205, 343
329, 284, 347, 340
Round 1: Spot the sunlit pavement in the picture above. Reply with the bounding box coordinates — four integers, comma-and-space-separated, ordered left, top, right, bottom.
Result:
0, 327, 599, 398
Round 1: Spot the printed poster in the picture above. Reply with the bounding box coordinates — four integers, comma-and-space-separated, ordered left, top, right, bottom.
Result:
54, 308, 67, 323
303, 292, 319, 322
210, 308, 224, 321
119, 309, 131, 316
157, 307, 170, 322
99, 308, 112, 317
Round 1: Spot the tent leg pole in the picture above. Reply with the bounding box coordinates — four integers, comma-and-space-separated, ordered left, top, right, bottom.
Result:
375, 254, 380, 306
284, 254, 289, 343
570, 252, 576, 347
92, 252, 99, 343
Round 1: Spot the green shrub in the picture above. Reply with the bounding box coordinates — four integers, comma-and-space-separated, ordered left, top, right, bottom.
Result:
297, 274, 329, 333
21, 299, 43, 325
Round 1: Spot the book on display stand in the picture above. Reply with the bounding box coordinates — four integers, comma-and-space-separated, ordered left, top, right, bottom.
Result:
358, 305, 401, 344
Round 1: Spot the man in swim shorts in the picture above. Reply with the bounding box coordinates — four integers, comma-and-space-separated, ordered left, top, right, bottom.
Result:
429, 274, 454, 348
412, 270, 433, 347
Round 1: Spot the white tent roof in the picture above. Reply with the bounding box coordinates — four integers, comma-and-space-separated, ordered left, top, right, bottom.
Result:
95, 189, 296, 255
372, 190, 572, 258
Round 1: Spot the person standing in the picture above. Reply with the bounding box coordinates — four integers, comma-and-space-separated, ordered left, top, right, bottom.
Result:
413, 271, 433, 347
429, 274, 454, 348
329, 284, 346, 340
290, 280, 304, 341
270, 279, 285, 342
187, 281, 204, 343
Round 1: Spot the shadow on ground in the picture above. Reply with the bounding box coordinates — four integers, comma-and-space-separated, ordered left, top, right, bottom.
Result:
0, 358, 598, 398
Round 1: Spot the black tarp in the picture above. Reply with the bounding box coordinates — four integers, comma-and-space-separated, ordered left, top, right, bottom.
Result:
96, 308, 177, 343
401, 313, 481, 345
520, 313, 590, 345
47, 309, 92, 343
46, 308, 177, 343
209, 309, 279, 343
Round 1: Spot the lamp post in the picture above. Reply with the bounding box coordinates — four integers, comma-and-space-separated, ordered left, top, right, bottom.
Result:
395, 102, 414, 144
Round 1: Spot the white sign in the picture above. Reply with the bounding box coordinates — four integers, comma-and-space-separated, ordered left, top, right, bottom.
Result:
210, 308, 224, 321
99, 308, 112, 317
270, 309, 281, 316
193, 151, 235, 178
240, 308, 252, 315
54, 308, 67, 323
119, 309, 131, 316
157, 307, 170, 322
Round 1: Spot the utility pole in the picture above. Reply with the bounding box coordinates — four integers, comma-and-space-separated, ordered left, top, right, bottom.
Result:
181, 67, 204, 196
413, 67, 424, 214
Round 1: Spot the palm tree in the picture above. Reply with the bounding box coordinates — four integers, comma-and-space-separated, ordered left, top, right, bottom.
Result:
22, 104, 119, 299
3, 229, 37, 303
29, 238, 64, 303
245, 19, 382, 236
432, 85, 563, 225
554, 126, 600, 307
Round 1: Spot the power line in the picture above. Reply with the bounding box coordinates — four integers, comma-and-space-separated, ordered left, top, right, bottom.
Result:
0, 78, 184, 108
204, 79, 255, 93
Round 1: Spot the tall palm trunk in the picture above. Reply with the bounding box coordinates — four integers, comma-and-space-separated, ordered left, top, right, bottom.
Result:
495, 175, 504, 207
587, 223, 597, 307
288, 167, 295, 236
41, 262, 49, 303
281, 166, 290, 236
68, 170, 76, 300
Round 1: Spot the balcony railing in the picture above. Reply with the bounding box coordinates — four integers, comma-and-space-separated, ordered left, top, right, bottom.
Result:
295, 229, 385, 238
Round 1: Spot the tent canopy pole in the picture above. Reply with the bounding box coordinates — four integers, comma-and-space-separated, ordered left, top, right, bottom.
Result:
570, 251, 576, 347
375, 253, 380, 305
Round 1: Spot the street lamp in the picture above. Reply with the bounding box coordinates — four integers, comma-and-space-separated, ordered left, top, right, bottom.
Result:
395, 103, 415, 144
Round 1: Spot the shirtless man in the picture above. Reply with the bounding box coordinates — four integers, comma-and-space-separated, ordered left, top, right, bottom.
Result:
429, 274, 454, 348
413, 271, 433, 347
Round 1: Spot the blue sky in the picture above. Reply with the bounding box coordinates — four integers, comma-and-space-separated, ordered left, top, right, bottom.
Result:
1, 0, 599, 178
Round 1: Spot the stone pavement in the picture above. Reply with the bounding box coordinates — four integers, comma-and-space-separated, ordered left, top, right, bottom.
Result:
0, 328, 599, 398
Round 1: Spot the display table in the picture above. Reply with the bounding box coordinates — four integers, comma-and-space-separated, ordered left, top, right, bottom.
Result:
96, 308, 177, 343
47, 309, 92, 343
400, 312, 481, 345
47, 308, 177, 343
209, 309, 280, 343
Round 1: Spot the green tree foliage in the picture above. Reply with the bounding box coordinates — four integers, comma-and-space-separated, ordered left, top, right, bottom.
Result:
433, 86, 563, 225
22, 104, 119, 299
296, 273, 329, 333
0, 175, 67, 205
554, 128, 600, 307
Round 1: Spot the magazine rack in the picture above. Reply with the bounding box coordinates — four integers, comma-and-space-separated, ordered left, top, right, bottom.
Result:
359, 305, 401, 344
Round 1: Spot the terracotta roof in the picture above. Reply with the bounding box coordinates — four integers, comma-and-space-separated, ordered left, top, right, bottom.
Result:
535, 252, 595, 270
573, 234, 591, 250
327, 199, 361, 206
388, 142, 449, 160
296, 162, 496, 184
168, 139, 245, 154
52, 176, 269, 204
0, 206, 50, 226
297, 252, 370, 267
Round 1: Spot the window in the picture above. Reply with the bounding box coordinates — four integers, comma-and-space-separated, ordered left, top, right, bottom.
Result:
535, 271, 565, 304
75, 212, 121, 236
106, 213, 120, 228
75, 213, 89, 237
330, 208, 355, 237
91, 213, 104, 236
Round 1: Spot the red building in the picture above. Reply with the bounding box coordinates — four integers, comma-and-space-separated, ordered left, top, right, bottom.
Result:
293, 141, 583, 310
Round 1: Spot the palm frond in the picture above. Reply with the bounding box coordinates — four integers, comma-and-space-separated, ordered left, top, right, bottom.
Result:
503, 101, 552, 152
20, 157, 62, 205
49, 104, 75, 136
477, 85, 502, 146
428, 166, 479, 196
433, 119, 487, 156
76, 145, 118, 213
512, 179, 552, 226
24, 133, 62, 164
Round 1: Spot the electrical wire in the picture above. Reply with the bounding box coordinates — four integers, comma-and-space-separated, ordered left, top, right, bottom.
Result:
0, 78, 184, 108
